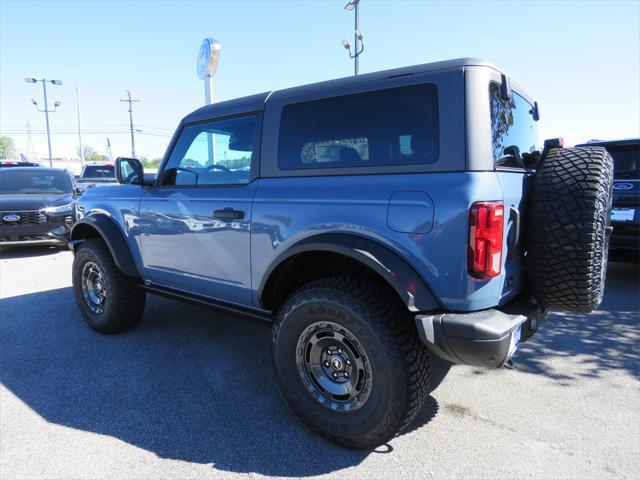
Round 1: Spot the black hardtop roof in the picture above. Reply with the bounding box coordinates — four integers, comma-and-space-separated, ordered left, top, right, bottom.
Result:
182, 58, 501, 124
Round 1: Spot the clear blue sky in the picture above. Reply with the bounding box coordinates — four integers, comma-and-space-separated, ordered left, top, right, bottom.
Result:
1, 0, 639, 160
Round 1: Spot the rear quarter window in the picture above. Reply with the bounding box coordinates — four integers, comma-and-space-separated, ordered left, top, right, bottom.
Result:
489, 82, 540, 168
278, 83, 439, 170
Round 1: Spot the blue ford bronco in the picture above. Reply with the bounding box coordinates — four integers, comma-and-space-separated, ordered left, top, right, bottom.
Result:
69, 59, 613, 448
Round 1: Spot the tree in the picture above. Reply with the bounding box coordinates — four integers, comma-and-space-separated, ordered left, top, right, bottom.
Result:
489, 85, 515, 161
77, 145, 107, 162
0, 136, 16, 159
139, 155, 161, 169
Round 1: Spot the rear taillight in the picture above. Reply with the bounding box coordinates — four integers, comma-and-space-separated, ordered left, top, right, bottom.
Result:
468, 202, 504, 279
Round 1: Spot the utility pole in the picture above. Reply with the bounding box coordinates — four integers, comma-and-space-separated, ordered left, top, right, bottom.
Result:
353, 0, 360, 75
342, 1, 364, 76
25, 120, 36, 161
76, 87, 85, 165
120, 90, 140, 158
25, 78, 62, 167
105, 137, 113, 162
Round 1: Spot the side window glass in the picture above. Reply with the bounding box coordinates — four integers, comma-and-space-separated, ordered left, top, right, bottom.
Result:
278, 83, 439, 170
398, 135, 413, 155
162, 115, 257, 186
489, 82, 541, 168
300, 138, 369, 165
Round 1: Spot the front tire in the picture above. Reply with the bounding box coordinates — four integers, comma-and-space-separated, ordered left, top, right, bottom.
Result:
72, 239, 145, 333
272, 276, 431, 449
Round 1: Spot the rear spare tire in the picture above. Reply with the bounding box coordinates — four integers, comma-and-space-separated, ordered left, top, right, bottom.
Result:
527, 146, 613, 313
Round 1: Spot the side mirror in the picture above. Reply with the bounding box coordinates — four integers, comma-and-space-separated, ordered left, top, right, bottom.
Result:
532, 101, 540, 121
74, 186, 85, 196
115, 157, 143, 185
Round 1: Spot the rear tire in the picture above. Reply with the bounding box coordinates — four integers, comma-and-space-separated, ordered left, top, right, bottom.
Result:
527, 147, 613, 313
272, 276, 431, 449
72, 239, 145, 333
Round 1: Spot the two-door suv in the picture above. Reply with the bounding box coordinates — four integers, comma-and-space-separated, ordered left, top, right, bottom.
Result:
69, 59, 613, 448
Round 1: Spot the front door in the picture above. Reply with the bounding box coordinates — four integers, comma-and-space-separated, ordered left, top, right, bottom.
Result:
139, 114, 260, 305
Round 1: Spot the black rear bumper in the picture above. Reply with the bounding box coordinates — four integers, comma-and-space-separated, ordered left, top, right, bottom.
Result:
415, 297, 546, 368
610, 221, 639, 253
610, 193, 639, 255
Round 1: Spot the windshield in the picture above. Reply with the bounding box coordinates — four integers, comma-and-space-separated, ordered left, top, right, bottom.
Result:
608, 146, 640, 179
83, 165, 115, 178
0, 170, 72, 194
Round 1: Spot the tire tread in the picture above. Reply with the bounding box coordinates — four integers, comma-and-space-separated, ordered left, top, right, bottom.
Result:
72, 239, 145, 333
272, 275, 431, 448
527, 147, 613, 313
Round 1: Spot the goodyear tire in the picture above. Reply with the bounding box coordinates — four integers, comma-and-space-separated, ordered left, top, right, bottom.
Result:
527, 147, 613, 313
272, 276, 431, 449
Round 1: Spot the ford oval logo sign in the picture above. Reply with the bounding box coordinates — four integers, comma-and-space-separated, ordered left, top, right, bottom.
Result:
2, 214, 20, 222
614, 183, 634, 191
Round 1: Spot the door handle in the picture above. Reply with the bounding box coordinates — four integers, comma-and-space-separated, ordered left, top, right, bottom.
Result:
214, 208, 244, 220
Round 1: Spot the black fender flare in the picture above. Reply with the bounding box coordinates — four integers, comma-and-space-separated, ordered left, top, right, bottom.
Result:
69, 214, 140, 278
259, 233, 440, 312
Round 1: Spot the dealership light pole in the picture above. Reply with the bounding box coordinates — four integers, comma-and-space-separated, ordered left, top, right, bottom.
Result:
342, 0, 364, 76
120, 90, 140, 158
25, 77, 62, 167
197, 38, 221, 163
76, 87, 85, 165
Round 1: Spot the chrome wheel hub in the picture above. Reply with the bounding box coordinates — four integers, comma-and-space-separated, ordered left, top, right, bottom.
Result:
81, 262, 106, 314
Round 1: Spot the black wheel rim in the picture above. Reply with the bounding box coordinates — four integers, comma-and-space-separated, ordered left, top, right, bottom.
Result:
296, 321, 372, 412
81, 261, 106, 314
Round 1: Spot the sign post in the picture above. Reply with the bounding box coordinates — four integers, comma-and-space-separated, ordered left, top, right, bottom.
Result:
197, 38, 222, 164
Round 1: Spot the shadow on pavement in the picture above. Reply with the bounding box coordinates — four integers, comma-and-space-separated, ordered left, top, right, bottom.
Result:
516, 261, 640, 382
0, 245, 65, 260
0, 286, 438, 476
1, 262, 635, 474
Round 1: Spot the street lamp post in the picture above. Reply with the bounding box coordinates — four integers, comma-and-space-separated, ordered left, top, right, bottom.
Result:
25, 77, 62, 167
76, 87, 85, 166
342, 0, 364, 76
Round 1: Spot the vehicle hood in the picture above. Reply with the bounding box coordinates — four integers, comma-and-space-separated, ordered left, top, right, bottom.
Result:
0, 193, 74, 211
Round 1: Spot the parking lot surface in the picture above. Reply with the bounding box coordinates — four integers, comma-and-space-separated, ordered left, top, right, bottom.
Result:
0, 246, 639, 480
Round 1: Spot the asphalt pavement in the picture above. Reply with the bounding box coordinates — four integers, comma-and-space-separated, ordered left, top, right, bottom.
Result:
0, 246, 638, 479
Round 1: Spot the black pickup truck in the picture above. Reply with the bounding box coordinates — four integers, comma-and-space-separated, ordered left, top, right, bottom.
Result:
75, 163, 117, 188
578, 139, 640, 259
